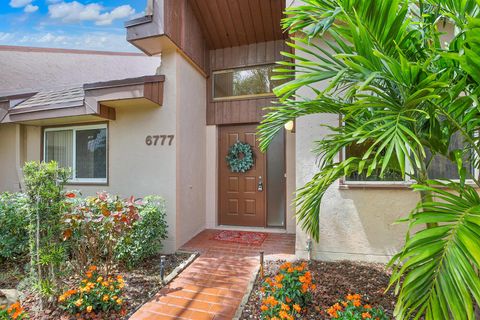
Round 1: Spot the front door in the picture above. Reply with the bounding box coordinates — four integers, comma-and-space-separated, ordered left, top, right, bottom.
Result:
219, 124, 266, 227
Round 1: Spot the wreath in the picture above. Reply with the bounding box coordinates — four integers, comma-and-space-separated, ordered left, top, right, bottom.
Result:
226, 141, 255, 173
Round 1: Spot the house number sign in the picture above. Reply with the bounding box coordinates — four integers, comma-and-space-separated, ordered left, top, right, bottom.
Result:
145, 135, 175, 146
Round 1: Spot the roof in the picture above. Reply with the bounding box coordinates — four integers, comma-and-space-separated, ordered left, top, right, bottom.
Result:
0, 45, 145, 57
11, 86, 84, 113
1, 75, 165, 124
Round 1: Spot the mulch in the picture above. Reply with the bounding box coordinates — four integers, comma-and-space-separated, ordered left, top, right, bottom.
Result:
1, 252, 192, 320
240, 260, 397, 319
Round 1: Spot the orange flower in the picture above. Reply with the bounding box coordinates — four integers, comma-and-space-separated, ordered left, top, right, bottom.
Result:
353, 299, 361, 307
362, 312, 372, 319
364, 304, 372, 309
293, 304, 301, 312
281, 303, 290, 311
280, 262, 292, 270
275, 274, 284, 283
353, 294, 362, 301
86, 272, 92, 279
260, 305, 268, 311
346, 294, 354, 301
332, 303, 342, 311
327, 307, 338, 318
285, 297, 292, 303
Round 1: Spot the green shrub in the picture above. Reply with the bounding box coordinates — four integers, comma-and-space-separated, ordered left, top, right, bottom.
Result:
63, 192, 141, 274
326, 294, 389, 319
115, 195, 168, 267
23, 161, 70, 297
58, 266, 126, 317
260, 262, 315, 319
0, 193, 29, 261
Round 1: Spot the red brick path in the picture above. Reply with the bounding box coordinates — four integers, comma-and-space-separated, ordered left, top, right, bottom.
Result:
129, 229, 295, 320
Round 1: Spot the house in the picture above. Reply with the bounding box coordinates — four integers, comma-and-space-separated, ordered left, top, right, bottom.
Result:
1, 0, 450, 263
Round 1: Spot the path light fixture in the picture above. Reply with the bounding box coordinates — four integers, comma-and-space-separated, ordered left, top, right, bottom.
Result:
160, 255, 166, 283
260, 251, 264, 279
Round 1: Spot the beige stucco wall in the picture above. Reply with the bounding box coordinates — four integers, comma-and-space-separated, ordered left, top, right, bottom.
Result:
292, 37, 419, 262
175, 51, 207, 247
205, 125, 218, 228
0, 124, 21, 192
0, 46, 160, 96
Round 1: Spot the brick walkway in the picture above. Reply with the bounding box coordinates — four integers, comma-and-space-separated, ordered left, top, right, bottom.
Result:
130, 229, 295, 320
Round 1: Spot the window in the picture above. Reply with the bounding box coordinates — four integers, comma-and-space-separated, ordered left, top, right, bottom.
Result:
344, 141, 404, 183
344, 133, 477, 184
44, 124, 107, 183
213, 64, 280, 99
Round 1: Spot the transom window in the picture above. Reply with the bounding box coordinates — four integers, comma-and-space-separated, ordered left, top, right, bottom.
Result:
212, 64, 279, 99
43, 124, 107, 184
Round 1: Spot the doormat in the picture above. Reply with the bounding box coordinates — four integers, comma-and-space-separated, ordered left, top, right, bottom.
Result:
212, 230, 268, 245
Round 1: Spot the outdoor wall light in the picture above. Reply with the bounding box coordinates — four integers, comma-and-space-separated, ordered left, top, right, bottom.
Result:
284, 120, 294, 131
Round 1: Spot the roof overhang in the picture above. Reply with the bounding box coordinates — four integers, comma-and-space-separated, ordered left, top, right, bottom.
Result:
125, 0, 287, 72
1, 75, 165, 125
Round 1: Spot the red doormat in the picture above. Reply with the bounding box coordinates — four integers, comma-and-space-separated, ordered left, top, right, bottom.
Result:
212, 230, 268, 245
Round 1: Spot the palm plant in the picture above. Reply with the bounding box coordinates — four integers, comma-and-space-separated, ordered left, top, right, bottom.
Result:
258, 0, 480, 318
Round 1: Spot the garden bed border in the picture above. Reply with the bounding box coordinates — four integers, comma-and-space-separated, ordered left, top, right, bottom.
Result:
233, 264, 260, 320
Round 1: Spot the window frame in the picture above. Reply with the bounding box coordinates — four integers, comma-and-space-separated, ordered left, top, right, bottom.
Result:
43, 123, 108, 185
211, 64, 278, 101
341, 145, 479, 187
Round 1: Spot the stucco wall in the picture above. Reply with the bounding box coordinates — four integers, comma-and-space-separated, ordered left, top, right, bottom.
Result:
0, 124, 20, 192
293, 38, 418, 262
0, 46, 160, 96
175, 52, 207, 247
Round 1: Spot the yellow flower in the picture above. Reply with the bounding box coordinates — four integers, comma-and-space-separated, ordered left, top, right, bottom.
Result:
116, 298, 123, 305
58, 295, 66, 302
102, 295, 109, 301
97, 276, 103, 283
86, 306, 93, 313
74, 299, 83, 307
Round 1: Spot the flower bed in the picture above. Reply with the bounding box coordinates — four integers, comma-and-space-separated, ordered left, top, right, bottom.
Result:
1, 252, 191, 319
240, 260, 396, 319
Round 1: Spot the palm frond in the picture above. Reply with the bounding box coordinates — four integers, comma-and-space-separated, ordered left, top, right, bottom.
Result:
389, 180, 480, 320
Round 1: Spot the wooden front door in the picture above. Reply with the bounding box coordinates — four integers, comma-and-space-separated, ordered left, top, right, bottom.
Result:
219, 124, 266, 227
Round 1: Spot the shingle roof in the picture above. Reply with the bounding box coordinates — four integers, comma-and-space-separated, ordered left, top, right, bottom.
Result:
13, 86, 84, 110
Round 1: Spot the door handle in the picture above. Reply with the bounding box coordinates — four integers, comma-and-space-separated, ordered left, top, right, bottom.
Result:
258, 176, 264, 192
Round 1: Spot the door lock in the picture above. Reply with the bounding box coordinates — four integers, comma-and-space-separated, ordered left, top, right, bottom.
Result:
258, 176, 264, 191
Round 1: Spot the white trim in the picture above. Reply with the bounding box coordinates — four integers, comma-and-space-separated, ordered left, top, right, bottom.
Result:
43, 123, 108, 184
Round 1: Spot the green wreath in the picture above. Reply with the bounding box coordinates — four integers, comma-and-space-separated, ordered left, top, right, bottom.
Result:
226, 141, 255, 173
